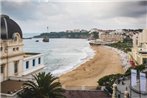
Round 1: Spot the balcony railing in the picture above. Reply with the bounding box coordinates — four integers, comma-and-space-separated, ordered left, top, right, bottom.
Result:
138, 48, 147, 54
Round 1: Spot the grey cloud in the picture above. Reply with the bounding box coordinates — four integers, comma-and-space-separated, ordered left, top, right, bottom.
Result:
0, 1, 146, 32
1, 1, 66, 21
1, 2, 39, 20
116, 1, 147, 18
139, 0, 147, 6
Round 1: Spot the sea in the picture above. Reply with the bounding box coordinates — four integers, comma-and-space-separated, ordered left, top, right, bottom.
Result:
23, 33, 95, 76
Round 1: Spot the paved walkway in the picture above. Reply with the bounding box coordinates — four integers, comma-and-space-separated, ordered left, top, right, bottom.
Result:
116, 77, 147, 98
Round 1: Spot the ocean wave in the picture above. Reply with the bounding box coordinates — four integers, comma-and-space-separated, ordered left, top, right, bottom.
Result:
51, 46, 95, 77
24, 38, 95, 76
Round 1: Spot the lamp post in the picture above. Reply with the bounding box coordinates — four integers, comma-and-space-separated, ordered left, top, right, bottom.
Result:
112, 83, 117, 98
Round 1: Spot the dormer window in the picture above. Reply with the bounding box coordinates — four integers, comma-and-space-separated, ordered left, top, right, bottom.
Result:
13, 33, 18, 41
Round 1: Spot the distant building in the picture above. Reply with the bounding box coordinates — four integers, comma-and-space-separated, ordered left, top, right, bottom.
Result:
88, 30, 99, 40
131, 29, 147, 65
0, 15, 45, 97
99, 32, 124, 42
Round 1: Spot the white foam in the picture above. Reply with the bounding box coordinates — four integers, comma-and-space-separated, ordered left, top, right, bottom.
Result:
104, 46, 131, 71
51, 45, 95, 77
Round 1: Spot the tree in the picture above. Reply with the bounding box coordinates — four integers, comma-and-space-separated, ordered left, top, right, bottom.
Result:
18, 72, 65, 98
98, 74, 123, 86
92, 31, 99, 42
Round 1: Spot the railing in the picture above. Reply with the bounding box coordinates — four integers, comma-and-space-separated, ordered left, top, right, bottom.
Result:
8, 76, 34, 81
116, 88, 124, 98
62, 86, 97, 90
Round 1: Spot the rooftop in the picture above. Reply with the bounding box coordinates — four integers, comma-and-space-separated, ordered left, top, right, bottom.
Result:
1, 80, 25, 94
23, 52, 40, 58
1, 80, 111, 98
1, 14, 22, 40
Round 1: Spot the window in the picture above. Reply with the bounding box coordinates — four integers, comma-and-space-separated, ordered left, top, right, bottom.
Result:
33, 59, 35, 66
14, 61, 18, 73
1, 65, 4, 73
136, 39, 138, 45
26, 61, 29, 69
13, 48, 15, 51
16, 47, 19, 51
38, 58, 41, 64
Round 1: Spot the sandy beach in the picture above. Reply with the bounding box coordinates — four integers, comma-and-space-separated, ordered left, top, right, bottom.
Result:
59, 45, 124, 87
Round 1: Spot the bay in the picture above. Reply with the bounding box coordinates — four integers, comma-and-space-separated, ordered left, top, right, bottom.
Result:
23, 33, 94, 76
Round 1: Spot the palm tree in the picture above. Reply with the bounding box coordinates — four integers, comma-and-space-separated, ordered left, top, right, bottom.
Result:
18, 72, 65, 98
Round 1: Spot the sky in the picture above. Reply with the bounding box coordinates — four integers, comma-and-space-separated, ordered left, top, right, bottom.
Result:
0, 0, 147, 33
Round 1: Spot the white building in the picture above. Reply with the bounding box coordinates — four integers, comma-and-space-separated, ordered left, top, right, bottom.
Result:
131, 29, 147, 65
0, 15, 45, 97
99, 32, 124, 42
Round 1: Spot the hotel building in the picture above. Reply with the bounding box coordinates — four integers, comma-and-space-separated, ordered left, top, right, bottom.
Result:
99, 32, 124, 42
0, 15, 45, 97
131, 29, 147, 65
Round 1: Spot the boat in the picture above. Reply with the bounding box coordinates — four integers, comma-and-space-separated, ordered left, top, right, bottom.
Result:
42, 36, 49, 42
36, 40, 39, 42
42, 26, 49, 42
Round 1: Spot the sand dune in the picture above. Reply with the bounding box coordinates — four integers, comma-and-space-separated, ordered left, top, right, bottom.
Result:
59, 45, 124, 88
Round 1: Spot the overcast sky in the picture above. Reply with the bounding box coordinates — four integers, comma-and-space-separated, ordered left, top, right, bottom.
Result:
1, 0, 147, 33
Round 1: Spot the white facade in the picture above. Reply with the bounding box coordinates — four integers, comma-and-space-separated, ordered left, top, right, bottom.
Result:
99, 32, 124, 42
0, 33, 45, 82
0, 33, 24, 82
22, 53, 44, 76
0, 15, 45, 98
131, 29, 147, 65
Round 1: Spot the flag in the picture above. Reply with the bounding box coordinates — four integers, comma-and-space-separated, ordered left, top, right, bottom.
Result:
131, 69, 137, 87
140, 72, 146, 92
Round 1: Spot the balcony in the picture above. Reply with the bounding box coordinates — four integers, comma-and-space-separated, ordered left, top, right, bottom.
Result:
138, 48, 147, 54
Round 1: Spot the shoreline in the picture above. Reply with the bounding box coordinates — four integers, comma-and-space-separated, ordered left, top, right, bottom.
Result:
59, 45, 124, 88
51, 46, 95, 77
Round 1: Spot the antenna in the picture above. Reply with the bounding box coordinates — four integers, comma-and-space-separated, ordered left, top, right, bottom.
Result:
47, 26, 49, 33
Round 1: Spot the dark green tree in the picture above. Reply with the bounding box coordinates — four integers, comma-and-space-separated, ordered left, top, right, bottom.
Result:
92, 31, 99, 41
18, 72, 65, 98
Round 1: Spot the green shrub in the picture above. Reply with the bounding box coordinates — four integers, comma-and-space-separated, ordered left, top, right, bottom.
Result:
108, 41, 132, 53
98, 74, 123, 86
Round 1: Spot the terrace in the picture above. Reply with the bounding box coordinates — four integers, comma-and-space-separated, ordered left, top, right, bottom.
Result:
0, 76, 35, 98
23, 52, 40, 58
1, 79, 111, 98
1, 80, 24, 94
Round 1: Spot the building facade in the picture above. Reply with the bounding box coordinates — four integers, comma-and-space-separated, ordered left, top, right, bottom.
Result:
0, 15, 45, 82
131, 29, 147, 65
99, 32, 124, 42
